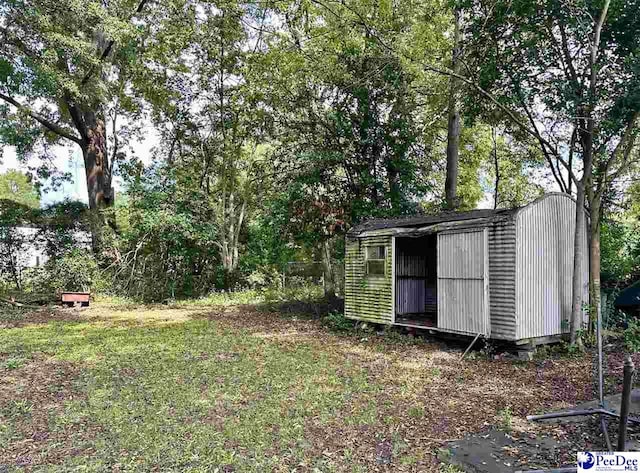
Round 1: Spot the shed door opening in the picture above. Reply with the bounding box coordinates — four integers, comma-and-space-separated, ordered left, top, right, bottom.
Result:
394, 234, 438, 327
437, 229, 489, 335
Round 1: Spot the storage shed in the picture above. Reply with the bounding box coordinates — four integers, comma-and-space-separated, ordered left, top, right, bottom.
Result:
344, 193, 589, 344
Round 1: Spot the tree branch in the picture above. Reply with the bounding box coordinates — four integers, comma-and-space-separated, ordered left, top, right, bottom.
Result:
0, 92, 82, 144
595, 112, 640, 198
80, 0, 150, 86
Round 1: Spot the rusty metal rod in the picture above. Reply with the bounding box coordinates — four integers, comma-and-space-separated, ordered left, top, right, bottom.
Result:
617, 355, 635, 451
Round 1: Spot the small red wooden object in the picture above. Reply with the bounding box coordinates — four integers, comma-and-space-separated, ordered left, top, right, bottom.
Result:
61, 292, 90, 307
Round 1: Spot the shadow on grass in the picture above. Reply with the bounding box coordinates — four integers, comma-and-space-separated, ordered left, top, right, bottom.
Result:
0, 299, 602, 472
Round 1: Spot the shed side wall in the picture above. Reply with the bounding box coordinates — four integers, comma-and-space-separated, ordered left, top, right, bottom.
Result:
344, 235, 394, 323
516, 195, 589, 339
488, 219, 517, 340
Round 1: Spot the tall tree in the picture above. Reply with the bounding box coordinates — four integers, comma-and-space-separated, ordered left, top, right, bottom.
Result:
445, 4, 462, 209
0, 0, 195, 240
147, 0, 267, 285
253, 0, 451, 294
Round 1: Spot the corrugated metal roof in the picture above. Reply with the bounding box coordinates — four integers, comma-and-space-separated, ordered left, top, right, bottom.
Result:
348, 207, 518, 236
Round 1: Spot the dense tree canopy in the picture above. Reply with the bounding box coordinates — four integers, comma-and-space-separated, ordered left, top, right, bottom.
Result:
0, 0, 638, 307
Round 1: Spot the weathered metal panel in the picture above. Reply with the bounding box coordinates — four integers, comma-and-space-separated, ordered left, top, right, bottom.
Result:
344, 235, 394, 323
488, 219, 517, 340
437, 229, 490, 335
515, 194, 589, 339
438, 231, 485, 279
396, 278, 426, 314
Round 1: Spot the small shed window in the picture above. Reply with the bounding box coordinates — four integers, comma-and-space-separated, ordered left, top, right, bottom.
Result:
366, 245, 386, 276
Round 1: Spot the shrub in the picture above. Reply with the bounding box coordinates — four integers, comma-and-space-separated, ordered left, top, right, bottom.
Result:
322, 311, 353, 333
34, 249, 100, 295
624, 318, 640, 352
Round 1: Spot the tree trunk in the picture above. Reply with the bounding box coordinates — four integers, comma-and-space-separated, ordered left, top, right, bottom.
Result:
445, 6, 462, 210
81, 110, 113, 250
570, 180, 587, 344
569, 0, 609, 344
81, 110, 113, 210
321, 238, 336, 299
492, 127, 499, 209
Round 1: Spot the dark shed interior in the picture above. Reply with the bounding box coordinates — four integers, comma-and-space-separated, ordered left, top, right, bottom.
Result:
395, 234, 437, 326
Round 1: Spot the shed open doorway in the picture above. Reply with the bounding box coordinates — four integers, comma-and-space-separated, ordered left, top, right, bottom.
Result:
394, 234, 437, 327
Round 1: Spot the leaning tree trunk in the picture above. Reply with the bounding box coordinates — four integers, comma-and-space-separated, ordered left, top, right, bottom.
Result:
570, 179, 587, 345
569, 0, 608, 345
445, 6, 462, 210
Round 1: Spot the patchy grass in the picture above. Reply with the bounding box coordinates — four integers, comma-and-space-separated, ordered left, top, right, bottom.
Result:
0, 302, 602, 472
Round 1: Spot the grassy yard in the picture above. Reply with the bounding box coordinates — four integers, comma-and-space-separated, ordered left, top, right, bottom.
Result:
0, 302, 604, 472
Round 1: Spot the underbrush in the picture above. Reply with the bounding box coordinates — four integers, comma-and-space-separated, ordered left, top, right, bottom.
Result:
623, 319, 640, 352
322, 311, 354, 332
0, 304, 33, 325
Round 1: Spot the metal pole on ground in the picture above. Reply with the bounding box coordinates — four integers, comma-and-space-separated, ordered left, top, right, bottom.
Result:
597, 299, 604, 405
617, 355, 635, 452
460, 333, 481, 361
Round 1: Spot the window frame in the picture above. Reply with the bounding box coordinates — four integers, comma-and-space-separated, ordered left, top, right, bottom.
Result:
365, 245, 387, 277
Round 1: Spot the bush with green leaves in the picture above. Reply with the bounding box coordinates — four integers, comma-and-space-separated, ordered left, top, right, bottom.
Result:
624, 319, 640, 353
35, 249, 100, 295
322, 311, 354, 333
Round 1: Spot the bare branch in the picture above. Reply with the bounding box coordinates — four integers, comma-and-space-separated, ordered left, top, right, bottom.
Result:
0, 92, 82, 144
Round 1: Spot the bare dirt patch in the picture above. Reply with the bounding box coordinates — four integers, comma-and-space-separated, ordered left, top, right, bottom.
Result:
0, 307, 86, 329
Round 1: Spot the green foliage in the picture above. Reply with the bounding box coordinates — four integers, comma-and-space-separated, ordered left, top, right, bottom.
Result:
0, 170, 40, 208
38, 200, 90, 258
0, 199, 39, 290
624, 319, 640, 353
439, 464, 466, 473
322, 311, 354, 333
4, 357, 24, 370
601, 215, 640, 287
497, 406, 512, 432
35, 249, 99, 294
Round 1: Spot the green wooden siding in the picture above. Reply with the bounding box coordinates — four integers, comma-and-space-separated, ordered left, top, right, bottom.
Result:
344, 235, 394, 323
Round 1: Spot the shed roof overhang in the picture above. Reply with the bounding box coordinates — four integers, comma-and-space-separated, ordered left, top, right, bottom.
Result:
353, 216, 497, 238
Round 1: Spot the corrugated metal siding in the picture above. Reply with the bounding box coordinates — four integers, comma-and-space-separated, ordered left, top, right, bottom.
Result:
488, 219, 517, 340
344, 235, 394, 323
437, 229, 490, 335
438, 231, 486, 279
396, 278, 426, 314
395, 238, 431, 315
516, 194, 589, 339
